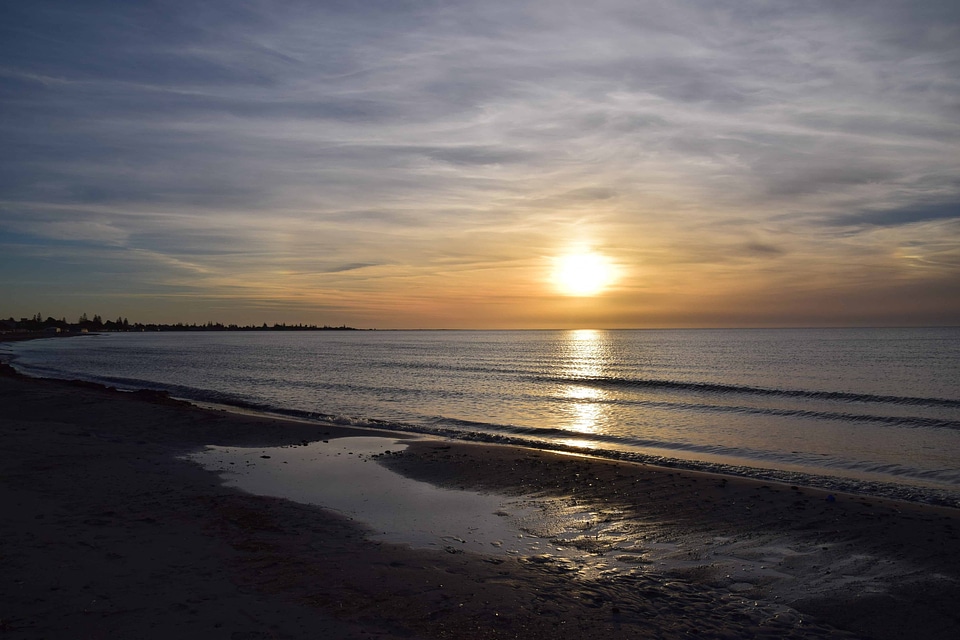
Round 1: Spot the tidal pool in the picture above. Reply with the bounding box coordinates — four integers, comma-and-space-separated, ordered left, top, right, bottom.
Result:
187, 436, 557, 556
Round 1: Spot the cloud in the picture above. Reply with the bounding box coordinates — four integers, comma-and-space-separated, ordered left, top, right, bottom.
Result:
829, 202, 960, 228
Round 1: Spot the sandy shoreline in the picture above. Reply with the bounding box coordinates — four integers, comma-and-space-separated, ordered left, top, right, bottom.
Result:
2, 360, 959, 639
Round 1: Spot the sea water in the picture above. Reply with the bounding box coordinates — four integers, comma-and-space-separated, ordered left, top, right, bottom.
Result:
5, 328, 960, 505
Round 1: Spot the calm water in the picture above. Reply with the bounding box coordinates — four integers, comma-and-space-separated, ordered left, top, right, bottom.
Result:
5, 328, 960, 505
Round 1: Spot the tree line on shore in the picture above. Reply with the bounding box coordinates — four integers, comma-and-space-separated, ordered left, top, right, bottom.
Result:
2, 313, 359, 333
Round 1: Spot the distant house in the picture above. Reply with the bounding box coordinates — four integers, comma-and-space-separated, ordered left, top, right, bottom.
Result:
0, 319, 17, 333
44, 326, 62, 334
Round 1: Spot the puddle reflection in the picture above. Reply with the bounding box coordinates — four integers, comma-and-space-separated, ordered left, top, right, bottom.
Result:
189, 437, 552, 556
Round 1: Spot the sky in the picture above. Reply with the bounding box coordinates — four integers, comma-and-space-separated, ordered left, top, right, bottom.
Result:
2, 0, 959, 329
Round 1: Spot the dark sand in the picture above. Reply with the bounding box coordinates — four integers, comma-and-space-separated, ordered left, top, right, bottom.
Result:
2, 357, 960, 639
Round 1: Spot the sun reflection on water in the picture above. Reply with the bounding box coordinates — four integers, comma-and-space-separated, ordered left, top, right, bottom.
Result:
557, 330, 612, 443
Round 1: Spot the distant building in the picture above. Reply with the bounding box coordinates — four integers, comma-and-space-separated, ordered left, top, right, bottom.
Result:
44, 326, 62, 334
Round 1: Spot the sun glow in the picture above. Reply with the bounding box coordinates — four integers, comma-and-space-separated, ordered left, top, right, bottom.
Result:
552, 252, 616, 296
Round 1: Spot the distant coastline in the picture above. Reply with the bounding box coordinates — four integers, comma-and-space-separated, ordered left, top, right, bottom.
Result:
1, 314, 362, 335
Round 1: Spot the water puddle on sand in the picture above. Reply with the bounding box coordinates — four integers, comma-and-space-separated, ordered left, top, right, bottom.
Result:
187, 437, 565, 558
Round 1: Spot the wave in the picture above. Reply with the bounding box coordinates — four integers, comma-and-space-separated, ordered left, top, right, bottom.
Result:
372, 362, 960, 410
7, 363, 274, 414
557, 395, 960, 430
547, 375, 960, 408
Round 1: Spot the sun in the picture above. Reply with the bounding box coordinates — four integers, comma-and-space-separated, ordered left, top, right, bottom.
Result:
552, 252, 617, 296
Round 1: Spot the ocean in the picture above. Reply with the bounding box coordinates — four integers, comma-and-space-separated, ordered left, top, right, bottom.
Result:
5, 328, 960, 506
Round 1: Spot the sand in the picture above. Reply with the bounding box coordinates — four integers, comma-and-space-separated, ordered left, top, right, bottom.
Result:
2, 356, 960, 639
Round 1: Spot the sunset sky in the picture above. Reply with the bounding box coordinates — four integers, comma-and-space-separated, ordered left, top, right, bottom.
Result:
2, 1, 959, 329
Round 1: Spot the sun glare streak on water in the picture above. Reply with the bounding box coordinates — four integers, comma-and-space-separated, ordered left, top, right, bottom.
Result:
555, 330, 612, 440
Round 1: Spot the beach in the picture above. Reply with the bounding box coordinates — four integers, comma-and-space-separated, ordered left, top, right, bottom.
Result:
2, 361, 960, 639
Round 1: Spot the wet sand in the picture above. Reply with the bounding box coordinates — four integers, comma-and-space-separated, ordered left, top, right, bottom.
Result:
2, 360, 960, 639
